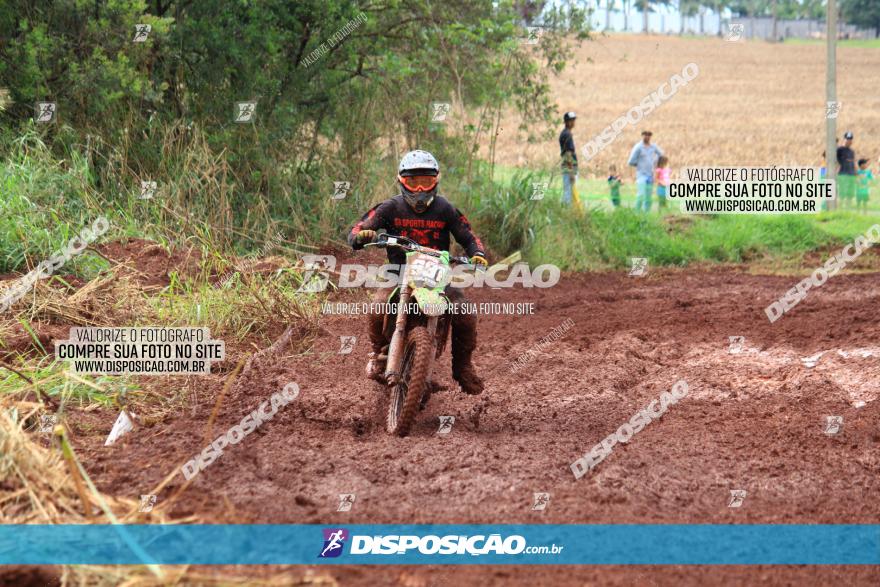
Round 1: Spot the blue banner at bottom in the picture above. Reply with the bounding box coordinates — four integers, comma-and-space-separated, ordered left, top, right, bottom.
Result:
0, 525, 878, 565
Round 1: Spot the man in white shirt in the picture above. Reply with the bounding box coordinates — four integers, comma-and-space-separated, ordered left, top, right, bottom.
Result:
627, 130, 663, 212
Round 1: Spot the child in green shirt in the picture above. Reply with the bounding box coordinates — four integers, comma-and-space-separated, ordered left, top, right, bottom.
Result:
857, 158, 873, 213
608, 164, 622, 208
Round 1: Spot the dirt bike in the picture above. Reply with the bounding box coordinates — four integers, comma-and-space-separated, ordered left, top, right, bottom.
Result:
363, 233, 479, 436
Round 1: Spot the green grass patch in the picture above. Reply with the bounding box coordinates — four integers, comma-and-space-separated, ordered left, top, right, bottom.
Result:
149, 269, 321, 343
3, 135, 879, 280
486, 164, 880, 271
783, 37, 880, 48
0, 358, 134, 408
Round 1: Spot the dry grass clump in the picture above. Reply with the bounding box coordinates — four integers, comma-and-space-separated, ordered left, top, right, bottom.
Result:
0, 397, 161, 524
35, 270, 153, 327
0, 399, 89, 523
0, 267, 153, 335
65, 567, 338, 586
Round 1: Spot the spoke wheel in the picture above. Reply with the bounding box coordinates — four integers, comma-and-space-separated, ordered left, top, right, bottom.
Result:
386, 327, 432, 436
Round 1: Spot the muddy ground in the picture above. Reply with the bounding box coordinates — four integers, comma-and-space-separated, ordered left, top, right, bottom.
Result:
5, 242, 880, 586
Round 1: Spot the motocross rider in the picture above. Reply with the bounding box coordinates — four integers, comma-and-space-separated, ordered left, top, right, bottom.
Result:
347, 150, 488, 395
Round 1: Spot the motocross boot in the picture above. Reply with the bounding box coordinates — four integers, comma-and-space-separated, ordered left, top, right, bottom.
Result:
366, 307, 387, 382
450, 310, 484, 395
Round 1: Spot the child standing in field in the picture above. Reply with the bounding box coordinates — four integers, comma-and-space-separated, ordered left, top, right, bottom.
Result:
856, 158, 873, 213
608, 165, 622, 208
655, 155, 671, 211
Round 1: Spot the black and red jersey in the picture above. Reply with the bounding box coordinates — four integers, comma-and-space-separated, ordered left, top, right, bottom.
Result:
348, 195, 485, 265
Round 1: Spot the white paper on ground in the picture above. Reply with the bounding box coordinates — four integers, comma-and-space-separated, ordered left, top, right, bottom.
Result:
800, 352, 824, 368
105, 410, 134, 446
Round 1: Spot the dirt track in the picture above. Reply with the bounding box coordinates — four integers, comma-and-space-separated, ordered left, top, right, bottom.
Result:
47, 245, 880, 585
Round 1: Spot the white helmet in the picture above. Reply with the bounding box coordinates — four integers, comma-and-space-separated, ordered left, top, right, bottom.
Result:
398, 150, 439, 176
397, 150, 440, 213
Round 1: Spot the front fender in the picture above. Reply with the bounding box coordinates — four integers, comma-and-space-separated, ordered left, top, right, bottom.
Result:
411, 287, 448, 316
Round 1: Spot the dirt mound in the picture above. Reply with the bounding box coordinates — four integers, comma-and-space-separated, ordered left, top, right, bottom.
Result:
0, 239, 206, 360
96, 238, 202, 289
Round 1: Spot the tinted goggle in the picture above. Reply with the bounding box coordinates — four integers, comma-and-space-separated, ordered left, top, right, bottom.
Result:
399, 174, 439, 192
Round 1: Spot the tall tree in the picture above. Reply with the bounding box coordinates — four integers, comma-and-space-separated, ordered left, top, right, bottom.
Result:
640, 0, 670, 33
801, 0, 826, 19
841, 0, 880, 35
679, 0, 700, 33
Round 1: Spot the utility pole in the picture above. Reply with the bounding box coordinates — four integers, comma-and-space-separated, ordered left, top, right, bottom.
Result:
826, 0, 838, 210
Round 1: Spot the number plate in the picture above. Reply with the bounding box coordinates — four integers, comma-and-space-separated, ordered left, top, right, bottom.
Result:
406, 253, 449, 289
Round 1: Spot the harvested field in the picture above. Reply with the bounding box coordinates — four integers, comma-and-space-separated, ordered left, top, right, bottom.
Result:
495, 34, 880, 176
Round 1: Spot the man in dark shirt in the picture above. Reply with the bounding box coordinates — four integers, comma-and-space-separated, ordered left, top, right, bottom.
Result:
349, 194, 485, 267
837, 131, 856, 207
348, 150, 487, 395
559, 112, 578, 206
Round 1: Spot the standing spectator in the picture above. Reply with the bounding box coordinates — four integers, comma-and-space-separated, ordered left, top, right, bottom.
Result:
559, 112, 578, 207
628, 130, 663, 212
856, 158, 873, 214
655, 155, 671, 211
820, 144, 836, 211
837, 131, 856, 208
608, 164, 622, 208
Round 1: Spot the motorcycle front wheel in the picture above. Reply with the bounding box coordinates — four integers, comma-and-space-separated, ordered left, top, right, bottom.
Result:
386, 326, 433, 436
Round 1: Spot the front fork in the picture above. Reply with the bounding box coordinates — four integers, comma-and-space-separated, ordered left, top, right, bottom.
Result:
384, 285, 410, 386
384, 284, 438, 386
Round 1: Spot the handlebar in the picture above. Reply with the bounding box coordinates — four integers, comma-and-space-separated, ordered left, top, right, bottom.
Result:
364, 233, 474, 266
